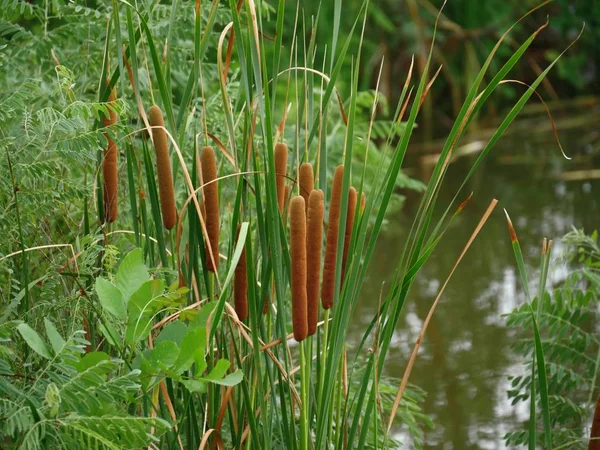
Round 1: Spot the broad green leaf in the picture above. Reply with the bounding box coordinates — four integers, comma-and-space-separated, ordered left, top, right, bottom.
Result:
150, 341, 179, 369
98, 320, 120, 346
132, 349, 155, 376
155, 321, 187, 346
96, 277, 126, 320
17, 323, 51, 359
44, 318, 65, 355
181, 379, 207, 393
173, 327, 206, 374
126, 279, 166, 345
72, 352, 111, 373
194, 348, 207, 375
204, 359, 230, 381
115, 249, 149, 303
204, 369, 243, 387
189, 302, 217, 329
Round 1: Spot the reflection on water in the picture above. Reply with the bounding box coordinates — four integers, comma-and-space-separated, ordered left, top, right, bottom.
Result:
351, 126, 600, 449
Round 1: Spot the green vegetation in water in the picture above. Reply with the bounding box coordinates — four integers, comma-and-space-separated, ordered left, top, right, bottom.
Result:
0, 1, 594, 449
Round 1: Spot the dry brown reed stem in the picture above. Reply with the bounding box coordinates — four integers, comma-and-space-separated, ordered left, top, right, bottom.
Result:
341, 187, 357, 285
234, 224, 248, 321
289, 196, 308, 342
148, 105, 177, 230
274, 142, 288, 212
360, 192, 366, 213
298, 162, 314, 211
590, 394, 600, 450
306, 189, 324, 336
321, 165, 344, 309
102, 86, 118, 223
201, 146, 220, 272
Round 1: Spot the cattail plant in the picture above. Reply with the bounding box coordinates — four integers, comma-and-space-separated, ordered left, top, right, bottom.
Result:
234, 224, 248, 322
148, 105, 176, 230
306, 189, 324, 336
289, 195, 308, 342
298, 162, 314, 212
360, 192, 366, 214
321, 165, 344, 309
341, 186, 357, 284
200, 146, 220, 272
590, 395, 600, 450
274, 142, 288, 213
102, 86, 118, 223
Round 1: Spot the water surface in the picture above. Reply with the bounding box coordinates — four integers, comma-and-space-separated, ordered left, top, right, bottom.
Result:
351, 124, 600, 449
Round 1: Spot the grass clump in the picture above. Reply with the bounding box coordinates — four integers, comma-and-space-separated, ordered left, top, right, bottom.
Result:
0, 1, 584, 449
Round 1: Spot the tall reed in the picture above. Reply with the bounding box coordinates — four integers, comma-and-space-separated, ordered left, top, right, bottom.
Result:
275, 142, 288, 213
102, 86, 118, 223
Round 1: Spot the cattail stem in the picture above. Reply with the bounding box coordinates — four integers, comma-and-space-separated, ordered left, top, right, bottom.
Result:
200, 146, 220, 272
148, 105, 176, 230
306, 189, 324, 336
274, 142, 288, 213
290, 195, 308, 342
321, 165, 344, 309
341, 187, 358, 285
300, 340, 310, 450
234, 224, 248, 322
103, 87, 118, 223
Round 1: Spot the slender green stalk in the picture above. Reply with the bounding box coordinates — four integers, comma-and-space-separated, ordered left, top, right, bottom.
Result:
300, 340, 309, 450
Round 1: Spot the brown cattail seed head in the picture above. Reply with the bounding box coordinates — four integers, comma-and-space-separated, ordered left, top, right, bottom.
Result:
298, 162, 314, 212
234, 224, 248, 322
306, 189, 324, 336
148, 105, 177, 230
289, 196, 308, 342
321, 165, 344, 309
274, 142, 288, 213
590, 394, 600, 450
341, 187, 358, 285
103, 86, 118, 223
201, 146, 220, 272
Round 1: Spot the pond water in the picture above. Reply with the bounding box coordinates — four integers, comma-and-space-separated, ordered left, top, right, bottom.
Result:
350, 123, 600, 449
